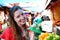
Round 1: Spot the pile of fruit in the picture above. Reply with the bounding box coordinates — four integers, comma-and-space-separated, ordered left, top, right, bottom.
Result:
39, 33, 60, 40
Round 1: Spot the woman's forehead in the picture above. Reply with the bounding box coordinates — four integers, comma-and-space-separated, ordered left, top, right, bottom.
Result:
15, 9, 23, 14
14, 9, 23, 16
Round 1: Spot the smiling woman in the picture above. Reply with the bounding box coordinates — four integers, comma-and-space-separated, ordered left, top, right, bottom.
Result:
0, 6, 30, 40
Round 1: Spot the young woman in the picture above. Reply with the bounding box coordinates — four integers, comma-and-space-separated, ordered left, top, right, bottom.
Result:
0, 6, 30, 40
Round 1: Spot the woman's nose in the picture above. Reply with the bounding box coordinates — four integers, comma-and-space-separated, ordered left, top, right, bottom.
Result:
19, 16, 24, 20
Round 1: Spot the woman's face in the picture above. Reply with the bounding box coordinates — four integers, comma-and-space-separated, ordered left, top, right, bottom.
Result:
14, 9, 26, 26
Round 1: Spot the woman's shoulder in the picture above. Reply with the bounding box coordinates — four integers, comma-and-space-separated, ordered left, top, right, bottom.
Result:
0, 27, 14, 40
1, 27, 13, 38
3, 27, 12, 33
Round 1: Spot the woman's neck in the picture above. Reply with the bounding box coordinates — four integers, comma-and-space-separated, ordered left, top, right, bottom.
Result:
19, 24, 25, 31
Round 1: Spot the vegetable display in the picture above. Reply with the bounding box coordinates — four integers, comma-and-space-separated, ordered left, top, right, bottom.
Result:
39, 33, 60, 40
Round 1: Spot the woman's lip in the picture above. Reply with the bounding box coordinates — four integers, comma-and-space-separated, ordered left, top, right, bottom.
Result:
21, 19, 25, 22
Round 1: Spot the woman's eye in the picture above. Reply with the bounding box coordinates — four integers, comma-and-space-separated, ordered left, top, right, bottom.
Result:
17, 15, 20, 18
21, 13, 23, 15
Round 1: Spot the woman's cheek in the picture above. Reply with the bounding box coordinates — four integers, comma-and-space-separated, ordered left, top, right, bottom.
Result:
15, 18, 20, 23
18, 20, 21, 22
